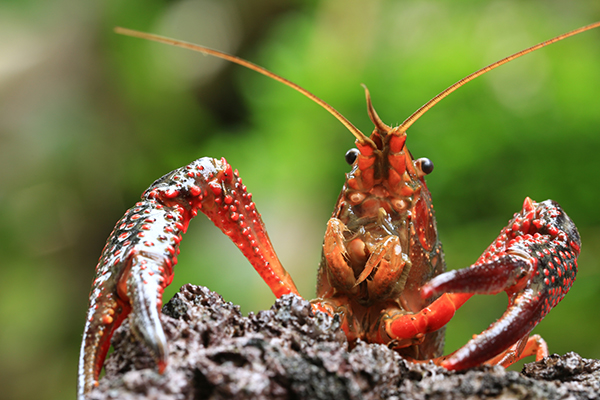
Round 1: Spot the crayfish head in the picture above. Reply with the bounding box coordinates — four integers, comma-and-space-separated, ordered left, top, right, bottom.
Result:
339, 89, 435, 223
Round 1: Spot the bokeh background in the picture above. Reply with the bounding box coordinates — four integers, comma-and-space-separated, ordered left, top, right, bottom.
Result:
1, 0, 599, 399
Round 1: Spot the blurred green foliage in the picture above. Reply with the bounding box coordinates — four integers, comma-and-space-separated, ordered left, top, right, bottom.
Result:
1, 1, 599, 399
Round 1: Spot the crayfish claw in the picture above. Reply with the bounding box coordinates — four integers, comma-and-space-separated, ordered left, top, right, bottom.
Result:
78, 195, 183, 398
427, 199, 580, 370
78, 157, 302, 399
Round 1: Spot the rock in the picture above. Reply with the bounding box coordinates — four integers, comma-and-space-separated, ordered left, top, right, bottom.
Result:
89, 284, 600, 399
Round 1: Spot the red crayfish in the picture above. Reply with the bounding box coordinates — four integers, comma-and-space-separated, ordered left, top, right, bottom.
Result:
77, 21, 600, 399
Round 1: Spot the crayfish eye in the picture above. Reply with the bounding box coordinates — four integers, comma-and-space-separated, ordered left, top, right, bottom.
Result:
345, 148, 360, 165
416, 157, 434, 176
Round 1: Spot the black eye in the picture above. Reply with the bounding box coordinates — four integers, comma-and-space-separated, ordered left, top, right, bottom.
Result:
417, 158, 434, 175
345, 148, 359, 165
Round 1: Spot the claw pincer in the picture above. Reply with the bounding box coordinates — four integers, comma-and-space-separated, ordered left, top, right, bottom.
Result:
422, 198, 580, 369
78, 189, 181, 395
78, 157, 298, 397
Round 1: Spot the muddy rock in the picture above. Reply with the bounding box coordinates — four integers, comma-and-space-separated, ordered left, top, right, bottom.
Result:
89, 284, 600, 399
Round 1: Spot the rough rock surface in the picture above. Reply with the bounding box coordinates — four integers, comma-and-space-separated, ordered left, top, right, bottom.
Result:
89, 284, 600, 399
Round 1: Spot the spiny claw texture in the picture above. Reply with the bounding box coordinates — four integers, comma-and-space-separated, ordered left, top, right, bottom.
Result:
78, 193, 181, 395
422, 198, 580, 370
78, 157, 298, 398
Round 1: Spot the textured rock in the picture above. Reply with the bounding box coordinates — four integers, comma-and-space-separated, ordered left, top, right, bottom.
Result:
89, 284, 600, 399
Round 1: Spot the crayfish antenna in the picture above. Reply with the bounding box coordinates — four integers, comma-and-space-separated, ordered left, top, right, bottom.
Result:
114, 27, 375, 148
397, 20, 600, 134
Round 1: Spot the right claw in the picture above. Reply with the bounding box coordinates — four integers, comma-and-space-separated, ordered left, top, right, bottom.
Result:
382, 199, 579, 371
421, 198, 580, 370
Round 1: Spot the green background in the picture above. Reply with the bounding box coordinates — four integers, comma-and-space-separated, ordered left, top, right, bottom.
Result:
1, 1, 599, 399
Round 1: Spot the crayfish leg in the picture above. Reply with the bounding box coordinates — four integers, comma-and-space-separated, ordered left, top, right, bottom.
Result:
310, 297, 359, 342
482, 334, 549, 368
380, 293, 472, 347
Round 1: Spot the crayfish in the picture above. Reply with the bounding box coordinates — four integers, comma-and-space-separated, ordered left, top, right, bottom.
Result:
77, 21, 600, 399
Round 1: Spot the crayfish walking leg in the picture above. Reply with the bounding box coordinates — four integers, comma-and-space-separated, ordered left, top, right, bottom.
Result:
78, 157, 299, 397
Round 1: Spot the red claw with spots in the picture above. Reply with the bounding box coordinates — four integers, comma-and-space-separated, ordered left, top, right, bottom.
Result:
78, 157, 298, 396
417, 197, 580, 370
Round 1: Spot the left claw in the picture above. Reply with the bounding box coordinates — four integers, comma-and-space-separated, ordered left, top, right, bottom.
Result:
77, 195, 182, 397
78, 157, 299, 399
424, 197, 581, 370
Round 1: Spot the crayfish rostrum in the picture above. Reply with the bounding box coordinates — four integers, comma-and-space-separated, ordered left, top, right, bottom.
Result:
77, 21, 600, 399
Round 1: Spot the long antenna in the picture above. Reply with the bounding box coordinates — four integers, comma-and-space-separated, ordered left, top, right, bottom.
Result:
114, 27, 375, 147
398, 21, 600, 133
